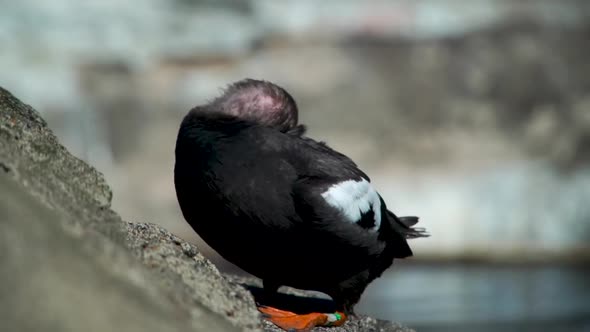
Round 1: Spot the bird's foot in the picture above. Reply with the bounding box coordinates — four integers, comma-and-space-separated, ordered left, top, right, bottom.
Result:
259, 305, 346, 331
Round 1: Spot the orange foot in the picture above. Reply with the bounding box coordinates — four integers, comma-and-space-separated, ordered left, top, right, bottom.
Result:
259, 306, 347, 331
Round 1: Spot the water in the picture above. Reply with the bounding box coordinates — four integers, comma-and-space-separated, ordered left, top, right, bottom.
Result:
357, 263, 590, 332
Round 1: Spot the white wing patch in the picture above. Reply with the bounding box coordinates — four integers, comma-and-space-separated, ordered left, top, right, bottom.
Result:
321, 179, 381, 231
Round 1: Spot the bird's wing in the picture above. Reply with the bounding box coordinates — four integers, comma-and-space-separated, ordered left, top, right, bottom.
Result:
287, 132, 427, 239
278, 131, 399, 255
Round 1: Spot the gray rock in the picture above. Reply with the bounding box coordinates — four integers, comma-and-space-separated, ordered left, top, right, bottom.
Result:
0, 174, 234, 332
124, 222, 261, 331
0, 86, 413, 332
0, 87, 238, 331
0, 86, 120, 240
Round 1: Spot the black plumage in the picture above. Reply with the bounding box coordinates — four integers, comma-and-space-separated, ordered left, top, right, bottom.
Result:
174, 79, 426, 316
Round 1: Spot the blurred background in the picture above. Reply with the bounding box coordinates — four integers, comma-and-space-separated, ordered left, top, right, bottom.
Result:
1, 0, 589, 331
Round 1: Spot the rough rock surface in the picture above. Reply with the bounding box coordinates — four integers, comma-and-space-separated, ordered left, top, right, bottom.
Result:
0, 86, 413, 332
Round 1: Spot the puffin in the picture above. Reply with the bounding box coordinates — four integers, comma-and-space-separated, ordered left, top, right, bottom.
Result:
174, 79, 427, 331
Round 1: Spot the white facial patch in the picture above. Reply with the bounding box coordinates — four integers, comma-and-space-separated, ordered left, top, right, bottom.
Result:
321, 179, 381, 231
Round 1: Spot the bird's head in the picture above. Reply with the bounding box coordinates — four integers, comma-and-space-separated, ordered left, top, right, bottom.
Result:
208, 79, 298, 132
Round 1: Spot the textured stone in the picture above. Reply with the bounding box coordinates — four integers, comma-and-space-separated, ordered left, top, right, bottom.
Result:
0, 87, 238, 332
0, 173, 236, 332
125, 222, 261, 331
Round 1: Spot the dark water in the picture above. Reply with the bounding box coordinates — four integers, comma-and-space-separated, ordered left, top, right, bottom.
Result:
357, 263, 590, 332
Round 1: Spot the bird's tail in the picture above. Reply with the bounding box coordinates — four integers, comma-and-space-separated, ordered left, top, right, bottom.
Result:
388, 212, 429, 239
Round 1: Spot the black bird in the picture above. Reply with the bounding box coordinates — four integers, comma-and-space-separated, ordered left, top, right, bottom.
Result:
174, 79, 427, 330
